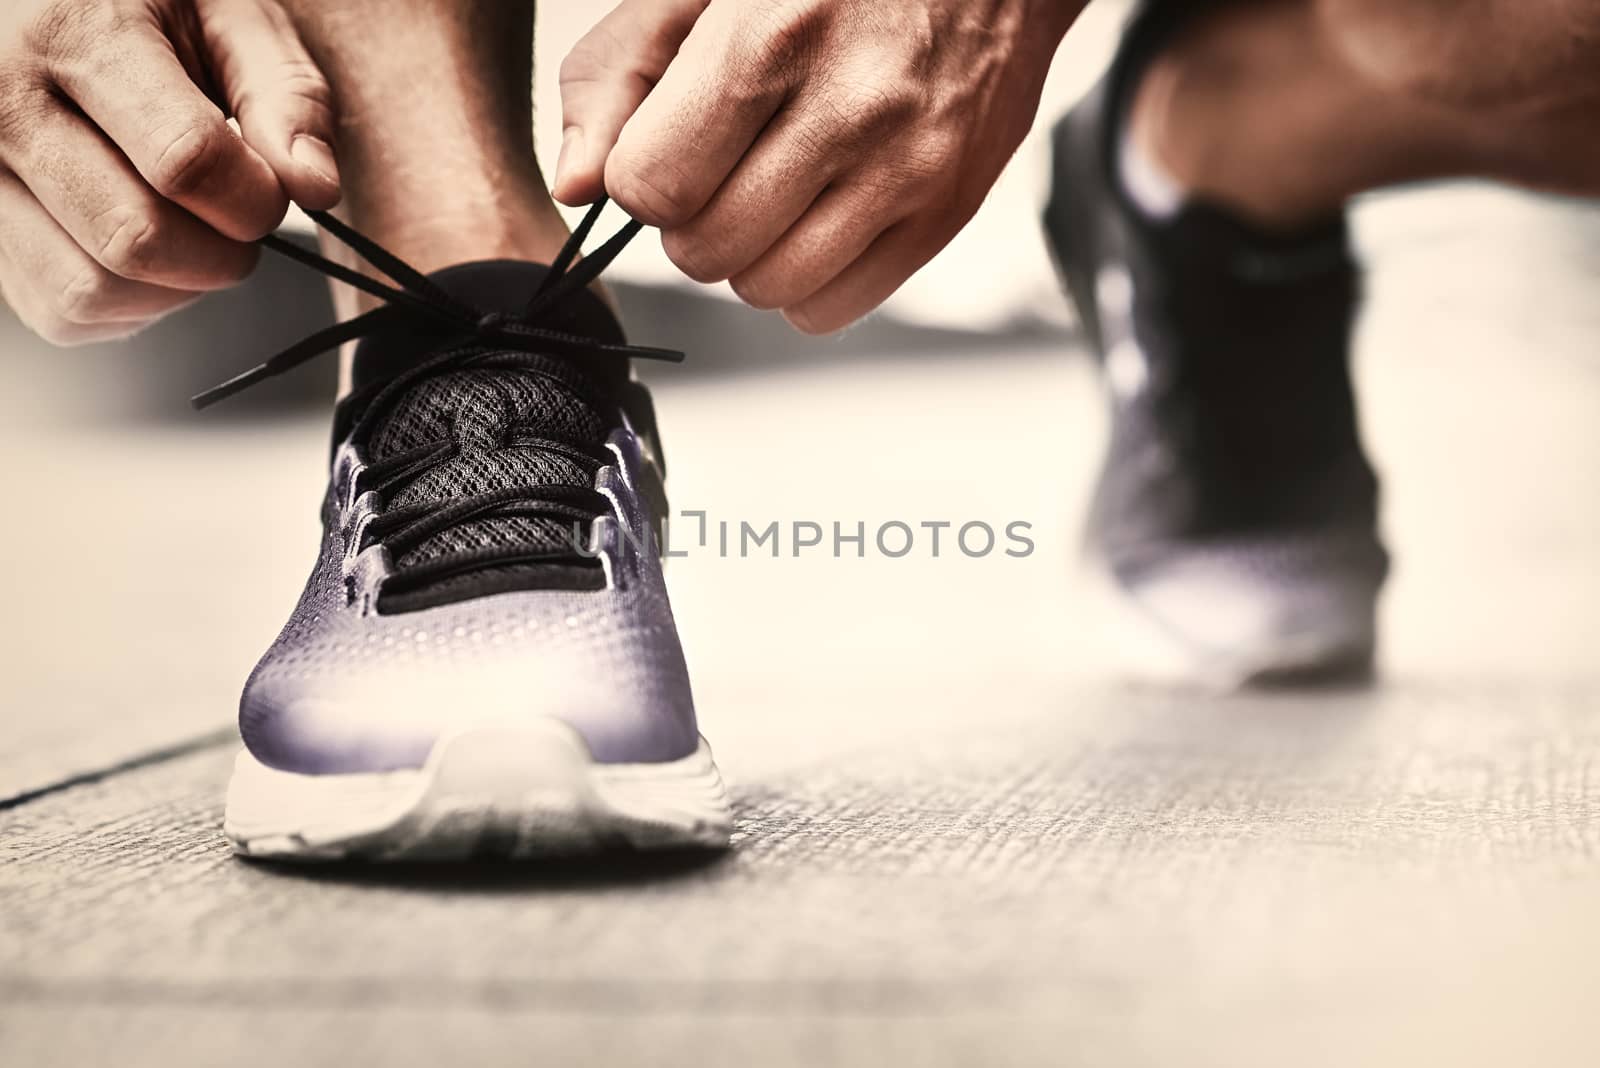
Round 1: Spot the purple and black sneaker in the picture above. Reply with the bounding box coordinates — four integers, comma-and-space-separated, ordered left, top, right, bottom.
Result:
1043, 2, 1389, 688
197, 204, 730, 860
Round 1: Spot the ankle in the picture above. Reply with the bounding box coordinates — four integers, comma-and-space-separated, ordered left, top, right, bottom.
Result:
318, 137, 579, 319
280, 0, 575, 304
1121, 2, 1368, 229
336, 194, 573, 276
1122, 1, 1480, 231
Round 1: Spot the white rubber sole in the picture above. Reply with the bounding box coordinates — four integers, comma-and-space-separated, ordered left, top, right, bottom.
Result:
1080, 561, 1376, 693
224, 721, 732, 861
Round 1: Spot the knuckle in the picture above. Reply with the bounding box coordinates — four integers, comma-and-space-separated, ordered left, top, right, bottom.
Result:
23, 1, 92, 63
31, 311, 81, 346
233, 63, 334, 134
214, 244, 259, 285
913, 126, 965, 172
847, 83, 918, 136
890, 136, 962, 193
92, 206, 162, 279
239, 85, 332, 140
719, 63, 787, 116
887, 174, 942, 216
236, 241, 262, 279
277, 60, 334, 116
0, 74, 51, 152
558, 46, 600, 89
56, 265, 114, 324
739, 3, 826, 80
878, 155, 960, 216
30, 3, 140, 85
660, 229, 731, 284
729, 272, 788, 312
783, 303, 833, 336
149, 116, 229, 198
560, 20, 632, 88
607, 154, 696, 227
788, 78, 918, 163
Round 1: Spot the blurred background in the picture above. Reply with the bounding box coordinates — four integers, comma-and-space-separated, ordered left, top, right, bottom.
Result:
3, 2, 1599, 1065
4, 0, 1595, 781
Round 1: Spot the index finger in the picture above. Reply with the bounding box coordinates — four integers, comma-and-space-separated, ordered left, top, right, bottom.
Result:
605, 3, 795, 228
49, 22, 287, 240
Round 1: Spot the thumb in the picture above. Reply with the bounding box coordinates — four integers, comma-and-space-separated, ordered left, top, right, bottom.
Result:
553, 0, 709, 207
205, 0, 340, 211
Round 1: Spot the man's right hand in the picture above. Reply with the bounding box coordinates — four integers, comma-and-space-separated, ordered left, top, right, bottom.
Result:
0, 0, 338, 345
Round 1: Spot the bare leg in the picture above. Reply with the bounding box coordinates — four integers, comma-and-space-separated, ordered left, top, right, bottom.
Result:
275, 0, 575, 382
1129, 0, 1600, 228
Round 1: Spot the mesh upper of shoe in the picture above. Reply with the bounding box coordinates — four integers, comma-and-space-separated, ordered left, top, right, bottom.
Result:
239, 505, 697, 772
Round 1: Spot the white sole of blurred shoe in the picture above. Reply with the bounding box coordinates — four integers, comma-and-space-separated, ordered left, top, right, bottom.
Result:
1081, 561, 1377, 693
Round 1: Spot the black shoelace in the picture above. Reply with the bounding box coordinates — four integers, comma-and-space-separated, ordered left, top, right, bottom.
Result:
193, 199, 681, 600
193, 198, 679, 408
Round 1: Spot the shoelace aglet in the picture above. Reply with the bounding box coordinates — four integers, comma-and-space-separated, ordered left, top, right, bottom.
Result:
191, 364, 274, 409
621, 344, 686, 363
194, 305, 397, 410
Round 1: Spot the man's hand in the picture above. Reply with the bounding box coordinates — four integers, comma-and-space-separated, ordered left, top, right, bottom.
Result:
0, 0, 337, 344
555, 0, 1078, 334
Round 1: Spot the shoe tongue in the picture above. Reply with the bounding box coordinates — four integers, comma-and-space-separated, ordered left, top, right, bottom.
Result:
369, 363, 607, 461
369, 363, 607, 590
353, 259, 628, 602
350, 259, 628, 393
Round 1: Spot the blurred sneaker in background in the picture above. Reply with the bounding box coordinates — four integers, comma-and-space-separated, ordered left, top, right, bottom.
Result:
1043, 1, 1389, 689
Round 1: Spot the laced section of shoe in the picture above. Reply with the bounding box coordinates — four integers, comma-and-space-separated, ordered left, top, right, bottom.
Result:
193, 199, 681, 602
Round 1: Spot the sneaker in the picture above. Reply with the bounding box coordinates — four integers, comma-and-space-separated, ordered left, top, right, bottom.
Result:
1043, 2, 1389, 688
197, 203, 732, 860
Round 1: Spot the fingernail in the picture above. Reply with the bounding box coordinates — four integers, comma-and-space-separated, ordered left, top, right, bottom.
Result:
291, 135, 339, 187
554, 128, 583, 192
